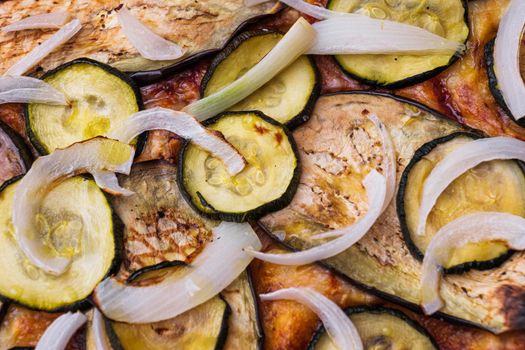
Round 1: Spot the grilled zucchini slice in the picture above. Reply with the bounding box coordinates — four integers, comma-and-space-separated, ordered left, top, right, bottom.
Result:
0, 177, 119, 311
200, 31, 320, 128
26, 58, 143, 154
0, 121, 31, 186
307, 306, 437, 350
107, 296, 230, 350
398, 132, 525, 272
179, 111, 300, 222
327, 0, 469, 87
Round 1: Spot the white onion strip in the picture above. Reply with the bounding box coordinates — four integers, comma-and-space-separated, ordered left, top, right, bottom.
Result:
417, 137, 525, 236
2, 12, 70, 32
35, 312, 87, 350
93, 171, 134, 197
0, 76, 67, 105
94, 222, 261, 323
260, 288, 363, 350
184, 17, 315, 121
92, 309, 112, 350
4, 19, 82, 76
494, 0, 525, 120
421, 212, 525, 315
13, 138, 135, 275
108, 107, 246, 175
246, 170, 386, 265
309, 17, 463, 55
116, 7, 184, 61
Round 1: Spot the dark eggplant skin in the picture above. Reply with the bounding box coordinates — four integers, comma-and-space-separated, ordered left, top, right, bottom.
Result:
178, 110, 302, 222
0, 121, 33, 184
306, 305, 439, 350
396, 131, 524, 274
484, 39, 525, 128
247, 268, 265, 350
325, 0, 470, 89
0, 176, 124, 314
125, 261, 187, 284
24, 58, 147, 156
199, 30, 321, 130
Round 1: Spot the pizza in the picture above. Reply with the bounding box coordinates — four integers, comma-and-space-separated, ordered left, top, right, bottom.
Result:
0, 0, 524, 349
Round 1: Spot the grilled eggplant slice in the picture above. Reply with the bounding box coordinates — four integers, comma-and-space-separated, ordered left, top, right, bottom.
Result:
327, 0, 469, 87
107, 296, 230, 350
307, 306, 437, 350
0, 177, 118, 311
259, 92, 525, 333
179, 111, 300, 222
200, 31, 320, 128
0, 1, 279, 80
222, 271, 264, 350
110, 161, 216, 273
0, 121, 31, 186
26, 58, 143, 154
399, 132, 525, 272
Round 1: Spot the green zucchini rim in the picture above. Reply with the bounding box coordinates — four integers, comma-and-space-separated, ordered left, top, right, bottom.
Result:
199, 30, 321, 129
177, 110, 301, 222
0, 175, 124, 313
397, 131, 525, 273
24, 57, 147, 156
484, 39, 525, 127
307, 305, 439, 350
326, 0, 470, 88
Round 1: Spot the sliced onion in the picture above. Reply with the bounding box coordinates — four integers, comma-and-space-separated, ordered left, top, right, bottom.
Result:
92, 309, 112, 350
2, 11, 70, 32
260, 288, 363, 350
13, 138, 134, 275
309, 17, 463, 55
494, 0, 525, 120
116, 7, 184, 61
0, 76, 67, 105
183, 17, 316, 121
35, 312, 87, 350
107, 107, 246, 175
246, 170, 386, 265
4, 19, 82, 77
417, 136, 525, 236
94, 222, 261, 323
93, 171, 134, 197
421, 212, 525, 315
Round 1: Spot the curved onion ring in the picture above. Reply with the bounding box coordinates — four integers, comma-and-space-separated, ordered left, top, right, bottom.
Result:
494, 0, 525, 120
35, 312, 87, 350
421, 212, 525, 315
94, 222, 261, 323
13, 138, 134, 275
246, 170, 386, 265
260, 288, 363, 350
417, 136, 525, 236
2, 11, 70, 32
0, 76, 67, 105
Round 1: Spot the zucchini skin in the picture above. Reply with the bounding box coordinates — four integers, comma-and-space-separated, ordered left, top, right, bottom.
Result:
199, 30, 321, 129
24, 57, 147, 156
326, 0, 470, 89
0, 176, 124, 313
484, 39, 525, 127
177, 110, 302, 222
396, 131, 523, 274
306, 305, 439, 350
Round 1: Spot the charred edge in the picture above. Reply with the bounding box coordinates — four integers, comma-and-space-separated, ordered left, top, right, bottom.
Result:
328, 0, 469, 88
128, 8, 284, 86
484, 39, 525, 128
397, 131, 522, 273
307, 305, 439, 350
499, 285, 525, 330
0, 120, 33, 173
24, 57, 146, 156
125, 260, 187, 284
178, 111, 301, 223
253, 221, 493, 333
